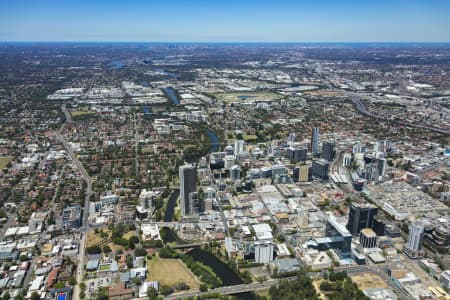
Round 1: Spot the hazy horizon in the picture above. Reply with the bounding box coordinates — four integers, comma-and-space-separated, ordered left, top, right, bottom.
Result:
1, 0, 449, 43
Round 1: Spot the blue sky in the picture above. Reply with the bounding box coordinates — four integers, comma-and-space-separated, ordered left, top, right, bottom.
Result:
0, 0, 449, 42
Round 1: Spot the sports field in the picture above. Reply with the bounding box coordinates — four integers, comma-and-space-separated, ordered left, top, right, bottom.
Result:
147, 256, 199, 289
71, 110, 96, 118
0, 156, 13, 169
211, 91, 283, 103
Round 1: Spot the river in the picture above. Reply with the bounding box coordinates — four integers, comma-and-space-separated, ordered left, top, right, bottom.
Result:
186, 248, 254, 299
162, 87, 181, 105
164, 190, 179, 222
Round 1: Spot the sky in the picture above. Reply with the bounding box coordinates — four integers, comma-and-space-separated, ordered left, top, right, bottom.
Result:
0, 0, 449, 42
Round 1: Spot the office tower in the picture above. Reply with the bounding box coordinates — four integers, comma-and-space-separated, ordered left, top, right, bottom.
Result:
377, 158, 386, 177
230, 165, 241, 181
188, 191, 200, 215
372, 215, 386, 236
360, 228, 377, 248
271, 165, 286, 180
325, 216, 352, 255
352, 142, 366, 154
179, 164, 197, 216
254, 241, 274, 263
404, 222, 425, 258
287, 132, 296, 146
346, 202, 378, 235
234, 140, 246, 155
322, 141, 335, 161
343, 153, 352, 167
311, 159, 329, 179
293, 167, 299, 183
287, 147, 308, 162
364, 163, 379, 182
311, 127, 320, 155
298, 165, 311, 182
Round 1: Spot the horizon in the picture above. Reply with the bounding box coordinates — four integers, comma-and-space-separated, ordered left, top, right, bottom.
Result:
1, 0, 450, 43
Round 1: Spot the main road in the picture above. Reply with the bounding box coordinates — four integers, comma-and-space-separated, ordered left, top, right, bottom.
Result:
349, 95, 450, 136
58, 104, 92, 300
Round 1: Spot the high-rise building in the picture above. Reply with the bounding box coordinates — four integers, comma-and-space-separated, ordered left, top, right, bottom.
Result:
346, 202, 378, 235
352, 142, 366, 154
188, 191, 200, 215
254, 241, 274, 263
230, 165, 241, 181
360, 228, 378, 248
179, 164, 197, 216
322, 141, 335, 161
311, 127, 320, 155
286, 147, 307, 162
298, 165, 311, 182
377, 158, 386, 177
404, 222, 425, 258
343, 153, 352, 167
325, 216, 352, 256
234, 140, 246, 155
287, 132, 296, 146
311, 159, 329, 179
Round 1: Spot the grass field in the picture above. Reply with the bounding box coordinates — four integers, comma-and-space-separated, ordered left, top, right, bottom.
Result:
0, 156, 13, 169
350, 273, 388, 290
86, 229, 135, 252
71, 110, 96, 118
211, 91, 283, 103
141, 146, 153, 154
147, 256, 199, 289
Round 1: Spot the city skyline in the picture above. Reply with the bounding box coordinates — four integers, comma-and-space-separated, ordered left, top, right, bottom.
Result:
1, 0, 450, 42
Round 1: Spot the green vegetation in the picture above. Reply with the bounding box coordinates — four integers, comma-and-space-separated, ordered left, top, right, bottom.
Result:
0, 156, 13, 169
71, 110, 96, 118
158, 247, 222, 288
269, 274, 319, 300
320, 271, 369, 300
210, 91, 284, 103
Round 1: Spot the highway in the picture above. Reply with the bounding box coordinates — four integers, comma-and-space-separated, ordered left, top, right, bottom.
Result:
349, 96, 450, 136
163, 278, 292, 300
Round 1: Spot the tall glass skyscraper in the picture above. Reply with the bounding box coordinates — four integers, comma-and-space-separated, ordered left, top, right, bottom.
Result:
311, 127, 320, 155
179, 164, 197, 216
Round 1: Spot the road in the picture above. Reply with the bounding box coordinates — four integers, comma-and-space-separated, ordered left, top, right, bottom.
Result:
349, 95, 450, 136
57, 105, 92, 300
133, 112, 140, 178
163, 278, 291, 300
61, 103, 72, 123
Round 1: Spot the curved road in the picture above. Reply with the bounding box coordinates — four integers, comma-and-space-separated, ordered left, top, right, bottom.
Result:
350, 96, 450, 136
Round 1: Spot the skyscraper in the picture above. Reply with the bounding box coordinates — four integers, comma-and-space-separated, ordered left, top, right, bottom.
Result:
179, 164, 197, 216
404, 222, 425, 258
322, 141, 335, 161
311, 159, 329, 179
311, 127, 320, 156
298, 165, 311, 182
346, 202, 378, 235
234, 139, 246, 155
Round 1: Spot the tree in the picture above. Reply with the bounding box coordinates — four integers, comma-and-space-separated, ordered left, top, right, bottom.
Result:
199, 283, 208, 292
30, 292, 40, 300
129, 235, 139, 245
103, 245, 112, 254
68, 276, 77, 286
160, 285, 173, 296
134, 247, 147, 257
147, 287, 158, 300
19, 254, 28, 262
2, 292, 10, 300
86, 245, 101, 255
